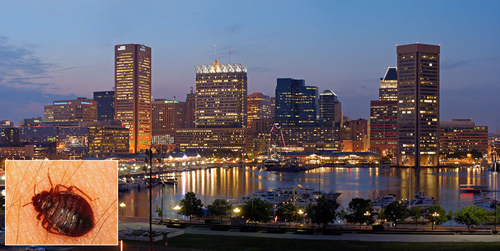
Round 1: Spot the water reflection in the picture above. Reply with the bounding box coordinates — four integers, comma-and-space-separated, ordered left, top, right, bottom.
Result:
118, 166, 499, 218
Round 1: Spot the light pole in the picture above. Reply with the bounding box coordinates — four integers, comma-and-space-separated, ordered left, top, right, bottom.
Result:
431, 212, 440, 230
173, 205, 181, 220
363, 211, 371, 230
119, 202, 126, 218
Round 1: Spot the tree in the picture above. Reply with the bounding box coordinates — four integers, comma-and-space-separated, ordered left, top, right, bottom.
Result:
409, 206, 422, 229
276, 203, 299, 223
207, 199, 232, 223
383, 201, 408, 228
446, 209, 454, 230
155, 202, 163, 221
305, 196, 339, 229
179, 191, 203, 222
454, 205, 489, 230
345, 198, 374, 229
242, 198, 271, 223
425, 205, 448, 230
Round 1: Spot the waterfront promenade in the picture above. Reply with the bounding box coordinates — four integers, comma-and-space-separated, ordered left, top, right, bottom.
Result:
120, 217, 500, 243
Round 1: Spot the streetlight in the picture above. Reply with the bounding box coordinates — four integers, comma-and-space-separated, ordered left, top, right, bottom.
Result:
298, 209, 304, 224
173, 205, 181, 220
431, 212, 440, 230
233, 207, 241, 218
119, 202, 126, 218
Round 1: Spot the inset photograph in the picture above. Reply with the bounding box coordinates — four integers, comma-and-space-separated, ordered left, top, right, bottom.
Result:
5, 160, 118, 245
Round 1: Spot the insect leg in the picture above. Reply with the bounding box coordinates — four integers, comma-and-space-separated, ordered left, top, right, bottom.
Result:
55, 184, 95, 201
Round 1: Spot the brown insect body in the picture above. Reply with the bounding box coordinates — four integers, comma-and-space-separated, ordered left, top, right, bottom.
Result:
32, 186, 94, 237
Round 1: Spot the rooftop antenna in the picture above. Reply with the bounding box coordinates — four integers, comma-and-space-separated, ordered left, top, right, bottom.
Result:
215, 44, 217, 63
229, 50, 231, 64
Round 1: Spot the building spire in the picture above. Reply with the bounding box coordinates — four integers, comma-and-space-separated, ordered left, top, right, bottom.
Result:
213, 45, 220, 69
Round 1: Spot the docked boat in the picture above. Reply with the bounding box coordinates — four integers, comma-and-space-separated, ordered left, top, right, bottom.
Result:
409, 191, 437, 208
459, 184, 489, 193
118, 180, 131, 192
372, 194, 397, 208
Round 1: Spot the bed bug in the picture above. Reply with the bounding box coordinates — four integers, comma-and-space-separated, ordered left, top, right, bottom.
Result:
24, 170, 95, 238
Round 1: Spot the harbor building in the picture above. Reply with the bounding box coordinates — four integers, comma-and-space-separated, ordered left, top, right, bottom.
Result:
370, 67, 398, 155
396, 43, 440, 167
44, 98, 97, 123
94, 91, 115, 121
440, 119, 488, 157
185, 87, 196, 128
114, 44, 152, 153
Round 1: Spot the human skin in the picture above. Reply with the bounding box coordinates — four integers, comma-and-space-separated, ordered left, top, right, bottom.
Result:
5, 160, 118, 245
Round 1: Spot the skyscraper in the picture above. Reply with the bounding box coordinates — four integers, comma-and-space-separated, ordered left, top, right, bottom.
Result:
370, 67, 398, 155
396, 43, 440, 167
275, 78, 318, 127
195, 60, 247, 128
93, 91, 115, 121
114, 44, 152, 153
319, 90, 342, 127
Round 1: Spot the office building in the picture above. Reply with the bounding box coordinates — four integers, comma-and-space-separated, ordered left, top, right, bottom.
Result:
247, 92, 271, 130
396, 43, 440, 167
152, 99, 186, 145
185, 87, 196, 128
44, 98, 97, 123
319, 90, 342, 127
88, 122, 129, 157
195, 60, 247, 128
94, 91, 115, 121
440, 119, 488, 156
370, 67, 398, 155
175, 128, 250, 153
275, 78, 318, 127
341, 119, 370, 152
114, 44, 152, 153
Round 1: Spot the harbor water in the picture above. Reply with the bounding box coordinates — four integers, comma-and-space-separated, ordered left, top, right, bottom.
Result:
118, 166, 500, 219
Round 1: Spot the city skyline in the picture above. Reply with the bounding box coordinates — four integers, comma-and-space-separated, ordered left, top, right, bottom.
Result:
0, 1, 499, 131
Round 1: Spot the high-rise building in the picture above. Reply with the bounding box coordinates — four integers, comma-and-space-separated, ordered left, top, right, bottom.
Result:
275, 78, 318, 127
341, 119, 370, 152
94, 91, 115, 121
396, 43, 440, 167
44, 98, 97, 123
379, 67, 398, 101
195, 60, 247, 128
440, 119, 488, 156
319, 90, 342, 127
185, 87, 196, 128
114, 44, 152, 153
370, 67, 398, 155
247, 92, 271, 130
152, 99, 186, 145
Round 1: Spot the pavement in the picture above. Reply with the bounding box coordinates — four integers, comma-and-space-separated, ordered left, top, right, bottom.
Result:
118, 218, 500, 243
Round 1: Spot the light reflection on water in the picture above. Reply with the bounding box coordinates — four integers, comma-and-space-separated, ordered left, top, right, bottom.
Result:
118, 166, 499, 219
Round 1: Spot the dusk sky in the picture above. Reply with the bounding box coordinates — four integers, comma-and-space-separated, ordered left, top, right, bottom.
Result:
1, 0, 499, 131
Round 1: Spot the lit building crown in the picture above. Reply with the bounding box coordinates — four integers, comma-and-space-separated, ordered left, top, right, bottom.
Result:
195, 63, 247, 74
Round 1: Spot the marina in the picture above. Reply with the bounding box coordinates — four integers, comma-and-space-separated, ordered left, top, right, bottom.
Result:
118, 165, 500, 219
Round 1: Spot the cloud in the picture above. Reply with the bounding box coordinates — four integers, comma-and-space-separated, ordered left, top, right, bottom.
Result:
0, 84, 76, 123
441, 57, 498, 70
